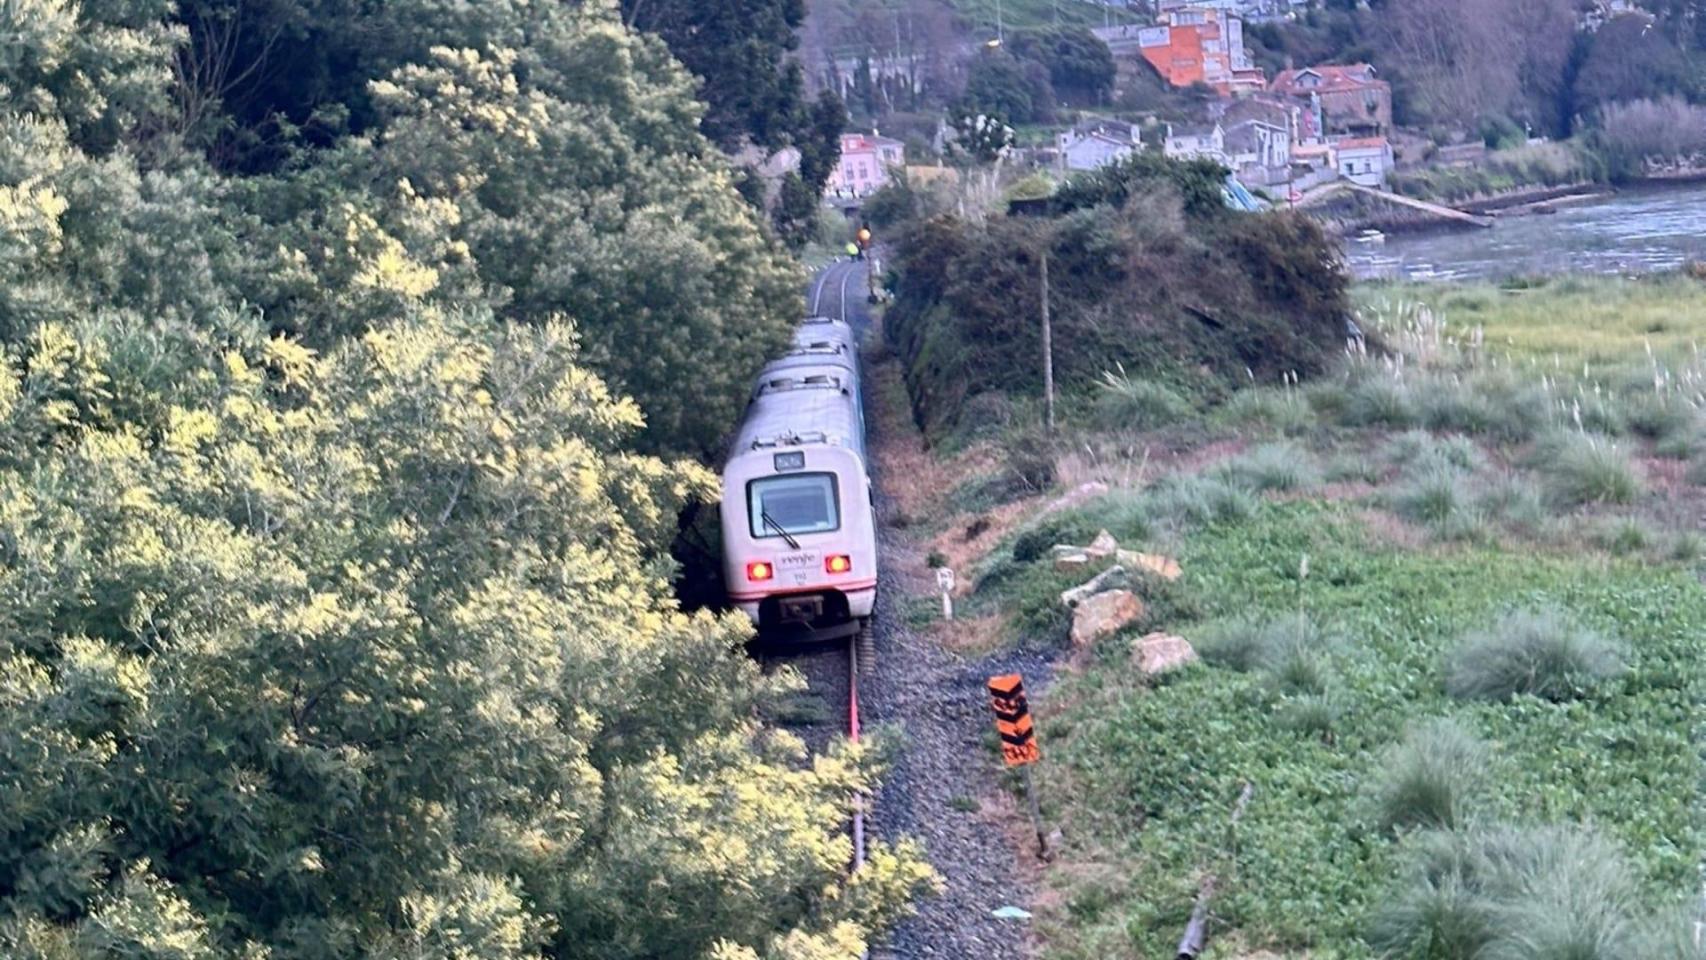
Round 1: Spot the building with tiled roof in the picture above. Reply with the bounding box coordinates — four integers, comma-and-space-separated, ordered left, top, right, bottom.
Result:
1129, 8, 1266, 96
1271, 63, 1392, 138
831, 132, 905, 198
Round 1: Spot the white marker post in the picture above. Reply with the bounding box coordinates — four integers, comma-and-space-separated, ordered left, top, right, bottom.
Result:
937, 567, 956, 621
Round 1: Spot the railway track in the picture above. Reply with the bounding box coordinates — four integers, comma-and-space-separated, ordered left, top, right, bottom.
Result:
771, 257, 872, 946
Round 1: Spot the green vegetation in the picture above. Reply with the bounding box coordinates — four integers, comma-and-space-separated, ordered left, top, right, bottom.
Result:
949, 0, 1139, 32
877, 272, 1706, 957
1392, 142, 1599, 204
0, 2, 933, 957
1370, 718, 1489, 831
882, 153, 1351, 438
1032, 506, 1706, 958
1445, 607, 1627, 702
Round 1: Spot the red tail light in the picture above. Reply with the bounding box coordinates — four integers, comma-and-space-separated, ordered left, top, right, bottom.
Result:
825, 554, 852, 574
746, 561, 774, 582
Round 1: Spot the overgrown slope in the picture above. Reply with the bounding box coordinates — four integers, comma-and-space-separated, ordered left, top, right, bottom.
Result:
881, 156, 1351, 440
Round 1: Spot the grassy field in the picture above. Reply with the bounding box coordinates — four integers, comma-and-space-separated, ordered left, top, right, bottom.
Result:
1355, 273, 1706, 372
897, 274, 1706, 958
949, 0, 1141, 34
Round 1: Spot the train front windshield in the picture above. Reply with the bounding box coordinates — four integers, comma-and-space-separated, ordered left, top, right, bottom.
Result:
748, 473, 840, 538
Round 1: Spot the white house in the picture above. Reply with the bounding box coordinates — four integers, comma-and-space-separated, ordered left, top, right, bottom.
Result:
1163, 122, 1227, 165
1334, 136, 1393, 187
1057, 121, 1143, 172
1224, 119, 1290, 184
831, 132, 905, 197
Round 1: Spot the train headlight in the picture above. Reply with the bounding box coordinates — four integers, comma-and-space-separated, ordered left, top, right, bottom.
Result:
825, 554, 852, 574
746, 561, 774, 581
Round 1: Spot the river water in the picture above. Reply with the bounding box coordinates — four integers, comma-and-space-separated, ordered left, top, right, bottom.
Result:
1343, 182, 1706, 282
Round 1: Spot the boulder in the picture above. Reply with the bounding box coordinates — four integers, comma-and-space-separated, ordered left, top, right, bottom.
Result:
1053, 550, 1091, 573
1060, 565, 1126, 608
1070, 589, 1143, 647
1118, 550, 1182, 582
1085, 529, 1119, 559
1132, 632, 1197, 676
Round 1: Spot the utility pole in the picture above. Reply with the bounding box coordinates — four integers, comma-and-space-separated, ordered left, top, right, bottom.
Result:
1040, 248, 1055, 433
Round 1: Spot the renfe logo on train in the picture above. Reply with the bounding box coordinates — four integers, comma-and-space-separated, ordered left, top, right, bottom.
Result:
987, 674, 1040, 767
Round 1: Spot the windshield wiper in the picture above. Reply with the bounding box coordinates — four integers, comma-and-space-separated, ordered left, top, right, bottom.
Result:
761, 510, 802, 550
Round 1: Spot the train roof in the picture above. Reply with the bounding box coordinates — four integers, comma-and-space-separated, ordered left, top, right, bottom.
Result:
761, 341, 855, 377
725, 317, 866, 466
793, 319, 855, 348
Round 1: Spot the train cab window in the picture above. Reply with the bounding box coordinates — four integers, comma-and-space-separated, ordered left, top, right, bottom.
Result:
748, 473, 840, 538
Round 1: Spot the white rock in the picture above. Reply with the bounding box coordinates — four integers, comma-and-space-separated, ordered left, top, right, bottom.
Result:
1070, 589, 1143, 647
1117, 550, 1182, 582
1132, 632, 1197, 675
1085, 529, 1119, 559
1060, 565, 1126, 608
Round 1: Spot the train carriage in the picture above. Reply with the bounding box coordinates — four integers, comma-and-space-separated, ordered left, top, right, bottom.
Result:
721, 317, 876, 641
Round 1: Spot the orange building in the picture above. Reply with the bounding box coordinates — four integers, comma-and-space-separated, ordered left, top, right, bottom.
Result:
1136, 8, 1264, 95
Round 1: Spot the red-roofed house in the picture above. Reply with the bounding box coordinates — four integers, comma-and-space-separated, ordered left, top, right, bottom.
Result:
1135, 8, 1265, 96
1271, 64, 1392, 138
832, 132, 905, 197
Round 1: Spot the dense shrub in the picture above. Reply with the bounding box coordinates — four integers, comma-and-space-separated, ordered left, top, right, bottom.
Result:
1531, 431, 1642, 506
1394, 464, 1476, 530
1418, 373, 1551, 442
1371, 718, 1489, 831
1197, 612, 1330, 689
1093, 366, 1190, 431
1215, 386, 1317, 434
1011, 513, 1099, 563
1216, 441, 1321, 493
1342, 376, 1421, 428
1382, 430, 1483, 474
883, 155, 1351, 439
1142, 474, 1259, 529
1370, 825, 1645, 960
1445, 607, 1626, 701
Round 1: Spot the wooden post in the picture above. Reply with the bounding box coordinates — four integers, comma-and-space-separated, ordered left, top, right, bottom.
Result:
1041, 248, 1055, 432
1023, 765, 1047, 856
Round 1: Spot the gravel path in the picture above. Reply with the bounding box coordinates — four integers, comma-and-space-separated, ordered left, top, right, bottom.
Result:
803, 260, 1057, 959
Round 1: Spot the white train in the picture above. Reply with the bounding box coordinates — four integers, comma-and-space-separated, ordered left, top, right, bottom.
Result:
720, 315, 877, 642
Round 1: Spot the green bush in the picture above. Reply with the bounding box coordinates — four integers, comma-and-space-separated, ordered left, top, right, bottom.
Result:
1622, 393, 1696, 441
1478, 476, 1548, 535
1093, 366, 1190, 431
1215, 441, 1321, 493
1532, 431, 1642, 506
1343, 376, 1421, 428
1279, 692, 1342, 740
1590, 517, 1655, 557
1445, 607, 1626, 702
1198, 612, 1330, 693
1654, 427, 1703, 460
1370, 825, 1643, 960
1418, 374, 1550, 442
1382, 430, 1483, 473
1010, 513, 1097, 563
1142, 474, 1258, 529
1216, 387, 1317, 435
1371, 718, 1488, 831
1002, 429, 1060, 494
1392, 463, 1481, 540
1367, 830, 1501, 959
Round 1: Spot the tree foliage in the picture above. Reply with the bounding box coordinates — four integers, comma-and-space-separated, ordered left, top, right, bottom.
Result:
0, 0, 935, 956
882, 156, 1350, 437
1009, 26, 1115, 106
960, 49, 1053, 126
